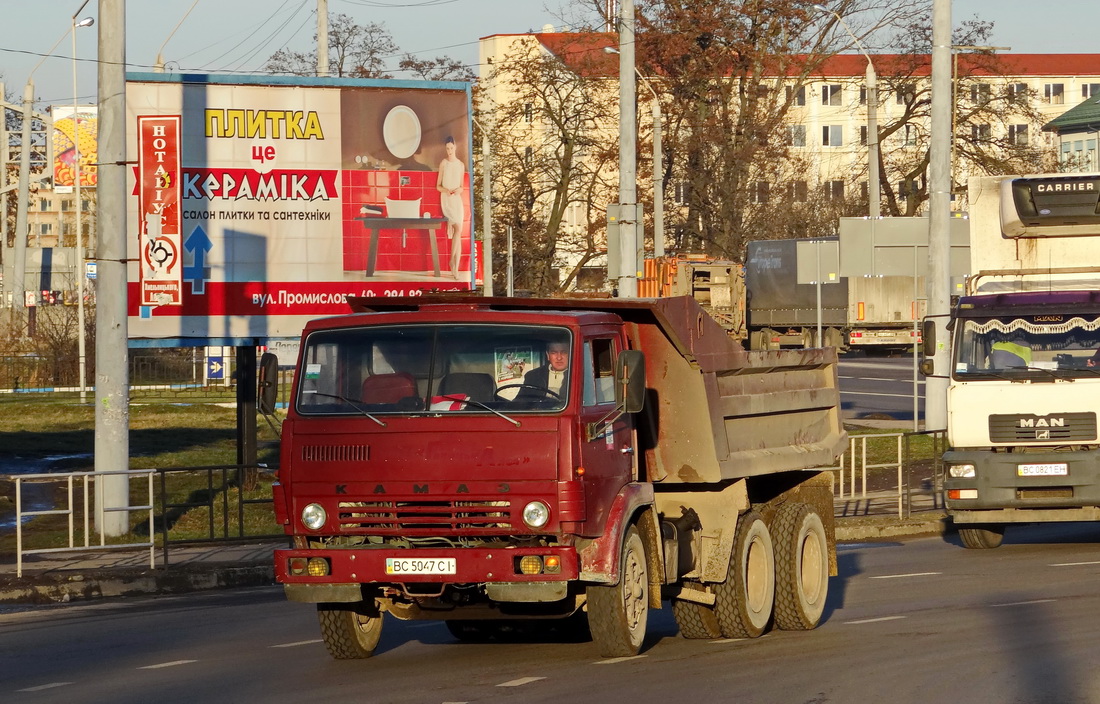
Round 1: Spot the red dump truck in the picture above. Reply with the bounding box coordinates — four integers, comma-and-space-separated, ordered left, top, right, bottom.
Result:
262, 295, 846, 659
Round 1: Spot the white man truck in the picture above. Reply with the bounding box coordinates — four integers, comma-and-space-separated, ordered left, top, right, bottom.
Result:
937, 173, 1100, 548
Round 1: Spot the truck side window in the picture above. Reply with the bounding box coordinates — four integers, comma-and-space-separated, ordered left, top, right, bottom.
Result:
582, 339, 616, 406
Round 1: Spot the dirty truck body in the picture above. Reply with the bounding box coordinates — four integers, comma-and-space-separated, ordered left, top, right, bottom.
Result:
270, 295, 846, 658
942, 174, 1100, 549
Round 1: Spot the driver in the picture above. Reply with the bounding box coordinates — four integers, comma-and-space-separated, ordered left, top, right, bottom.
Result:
522, 341, 570, 397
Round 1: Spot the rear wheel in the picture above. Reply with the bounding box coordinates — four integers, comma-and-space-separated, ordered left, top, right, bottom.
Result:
715, 511, 774, 638
588, 525, 649, 656
772, 502, 829, 631
317, 603, 383, 659
959, 525, 1005, 549
672, 583, 722, 639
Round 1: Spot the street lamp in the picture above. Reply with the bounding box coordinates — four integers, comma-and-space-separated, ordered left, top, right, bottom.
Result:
72, 5, 94, 401
606, 46, 664, 258
814, 5, 879, 217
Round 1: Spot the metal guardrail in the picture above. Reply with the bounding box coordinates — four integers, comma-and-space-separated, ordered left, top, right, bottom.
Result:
833, 429, 947, 519
8, 464, 283, 575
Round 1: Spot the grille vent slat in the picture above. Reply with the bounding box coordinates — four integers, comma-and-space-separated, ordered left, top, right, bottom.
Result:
338, 499, 512, 533
989, 413, 1096, 443
301, 445, 370, 462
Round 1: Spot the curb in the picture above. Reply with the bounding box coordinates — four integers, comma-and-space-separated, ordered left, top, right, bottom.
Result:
836, 513, 950, 541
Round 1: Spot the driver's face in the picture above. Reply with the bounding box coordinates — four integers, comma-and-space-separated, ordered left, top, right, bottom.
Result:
547, 344, 569, 372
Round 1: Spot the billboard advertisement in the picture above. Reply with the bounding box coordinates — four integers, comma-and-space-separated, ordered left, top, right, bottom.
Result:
125, 73, 474, 342
53, 105, 98, 194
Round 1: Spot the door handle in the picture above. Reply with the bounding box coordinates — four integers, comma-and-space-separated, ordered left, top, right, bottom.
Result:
621, 447, 634, 455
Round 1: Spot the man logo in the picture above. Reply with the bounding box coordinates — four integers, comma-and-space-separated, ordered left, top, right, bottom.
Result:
1036, 429, 1051, 440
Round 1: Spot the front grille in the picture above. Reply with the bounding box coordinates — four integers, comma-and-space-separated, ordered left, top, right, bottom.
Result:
338, 499, 512, 534
1017, 488, 1073, 499
988, 412, 1097, 443
301, 444, 370, 462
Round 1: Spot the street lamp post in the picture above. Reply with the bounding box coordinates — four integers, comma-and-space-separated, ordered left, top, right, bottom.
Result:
72, 7, 94, 402
616, 0, 638, 297
815, 5, 879, 217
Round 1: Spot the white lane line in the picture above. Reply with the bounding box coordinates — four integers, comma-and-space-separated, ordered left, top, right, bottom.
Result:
497, 677, 546, 687
1051, 560, 1100, 567
991, 599, 1057, 608
870, 572, 941, 579
846, 616, 907, 625
839, 376, 924, 383
593, 655, 648, 664
407, 622, 438, 629
841, 390, 922, 398
138, 660, 197, 670
271, 639, 323, 648
17, 683, 73, 693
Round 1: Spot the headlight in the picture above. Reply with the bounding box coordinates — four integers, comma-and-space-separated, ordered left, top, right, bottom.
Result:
949, 464, 976, 478
301, 503, 327, 530
522, 501, 550, 528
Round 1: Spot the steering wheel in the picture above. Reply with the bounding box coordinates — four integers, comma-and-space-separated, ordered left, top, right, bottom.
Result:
494, 383, 562, 401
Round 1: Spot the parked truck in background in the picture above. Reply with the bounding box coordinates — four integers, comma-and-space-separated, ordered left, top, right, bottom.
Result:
263, 295, 846, 658
937, 173, 1100, 548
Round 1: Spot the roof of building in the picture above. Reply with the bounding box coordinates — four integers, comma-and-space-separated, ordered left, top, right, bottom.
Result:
481, 32, 1100, 80
1044, 95, 1100, 132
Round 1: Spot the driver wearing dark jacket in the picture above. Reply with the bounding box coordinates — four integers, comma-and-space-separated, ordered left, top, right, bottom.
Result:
522, 341, 570, 397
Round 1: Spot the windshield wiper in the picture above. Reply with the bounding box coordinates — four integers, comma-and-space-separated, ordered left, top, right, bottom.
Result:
304, 392, 386, 426
434, 394, 520, 427
1023, 365, 1073, 382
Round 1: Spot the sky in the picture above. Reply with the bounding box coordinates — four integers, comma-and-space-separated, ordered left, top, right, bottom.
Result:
1, 0, 1098, 110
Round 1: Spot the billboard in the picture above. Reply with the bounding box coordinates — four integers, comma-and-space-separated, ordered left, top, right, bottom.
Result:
53, 105, 98, 194
125, 74, 474, 342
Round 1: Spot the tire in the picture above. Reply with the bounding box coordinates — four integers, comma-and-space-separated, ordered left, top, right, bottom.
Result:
588, 525, 649, 657
715, 510, 775, 638
672, 583, 722, 639
959, 525, 1005, 549
772, 502, 829, 631
317, 603, 383, 659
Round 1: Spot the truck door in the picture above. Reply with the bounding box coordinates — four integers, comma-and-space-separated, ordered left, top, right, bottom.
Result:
578, 337, 634, 535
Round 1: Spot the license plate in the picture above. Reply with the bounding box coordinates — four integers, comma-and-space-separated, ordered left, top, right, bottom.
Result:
385, 558, 456, 575
1017, 463, 1069, 477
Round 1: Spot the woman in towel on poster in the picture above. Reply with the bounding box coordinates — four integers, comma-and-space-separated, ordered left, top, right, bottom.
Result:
437, 136, 466, 279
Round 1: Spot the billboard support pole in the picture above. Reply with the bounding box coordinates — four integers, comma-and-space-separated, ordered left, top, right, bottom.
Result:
480, 119, 493, 296
94, 0, 130, 537
317, 0, 329, 78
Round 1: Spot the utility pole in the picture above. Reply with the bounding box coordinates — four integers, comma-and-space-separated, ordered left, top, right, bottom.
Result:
12, 81, 34, 317
926, 0, 952, 431
616, 0, 638, 297
317, 0, 329, 78
95, 0, 130, 536
480, 119, 493, 296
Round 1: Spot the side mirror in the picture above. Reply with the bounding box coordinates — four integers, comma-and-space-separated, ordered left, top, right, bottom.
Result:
919, 358, 935, 376
259, 352, 279, 415
922, 319, 936, 350
615, 350, 646, 413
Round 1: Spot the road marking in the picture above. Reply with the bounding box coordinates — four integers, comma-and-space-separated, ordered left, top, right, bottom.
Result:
840, 390, 922, 398
17, 683, 73, 692
845, 616, 907, 625
407, 622, 438, 629
1051, 560, 1100, 567
497, 677, 546, 687
271, 639, 323, 648
991, 599, 1056, 607
593, 655, 648, 664
139, 660, 197, 670
870, 572, 941, 579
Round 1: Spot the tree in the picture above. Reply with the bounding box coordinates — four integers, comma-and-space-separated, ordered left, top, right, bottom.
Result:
263, 13, 398, 78
398, 55, 476, 82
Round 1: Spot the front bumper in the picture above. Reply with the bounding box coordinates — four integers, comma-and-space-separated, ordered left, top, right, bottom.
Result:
944, 448, 1100, 518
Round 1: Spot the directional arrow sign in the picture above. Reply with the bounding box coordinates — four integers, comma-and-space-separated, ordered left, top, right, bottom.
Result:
184, 225, 213, 295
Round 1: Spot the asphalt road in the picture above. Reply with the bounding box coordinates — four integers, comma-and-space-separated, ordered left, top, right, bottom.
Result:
839, 355, 926, 423
7, 523, 1100, 704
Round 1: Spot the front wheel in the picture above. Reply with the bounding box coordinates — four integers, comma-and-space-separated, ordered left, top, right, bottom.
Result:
772, 502, 829, 631
317, 603, 384, 659
958, 524, 1005, 549
588, 525, 649, 657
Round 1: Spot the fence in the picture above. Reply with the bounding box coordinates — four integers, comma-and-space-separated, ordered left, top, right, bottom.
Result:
833, 428, 947, 519
7, 464, 282, 576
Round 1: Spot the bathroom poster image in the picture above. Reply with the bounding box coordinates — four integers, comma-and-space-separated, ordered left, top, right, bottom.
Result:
123, 74, 474, 343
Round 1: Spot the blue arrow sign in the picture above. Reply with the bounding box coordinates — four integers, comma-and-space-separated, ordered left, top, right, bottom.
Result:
207, 357, 224, 380
184, 225, 213, 295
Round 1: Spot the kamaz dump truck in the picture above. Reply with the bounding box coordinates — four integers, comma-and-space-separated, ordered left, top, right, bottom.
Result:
263, 295, 846, 658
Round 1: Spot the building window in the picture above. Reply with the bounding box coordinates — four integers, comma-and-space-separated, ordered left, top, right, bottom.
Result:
786, 124, 806, 147
1009, 124, 1028, 146
788, 180, 808, 202
60, 199, 72, 212
1044, 83, 1065, 105
896, 84, 915, 105
39, 199, 49, 211
971, 124, 991, 141
523, 103, 533, 123
898, 180, 915, 199
859, 87, 867, 105
750, 181, 770, 205
1007, 82, 1028, 104
822, 125, 843, 147
823, 180, 844, 200
860, 181, 868, 201
523, 146, 533, 166
822, 84, 842, 106
860, 125, 867, 146
40, 223, 51, 235
969, 83, 990, 103
904, 124, 918, 146
673, 182, 688, 205
786, 85, 806, 106
1084, 84, 1100, 99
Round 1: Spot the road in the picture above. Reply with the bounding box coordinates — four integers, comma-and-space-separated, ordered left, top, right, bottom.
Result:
6, 524, 1100, 703
839, 355, 926, 423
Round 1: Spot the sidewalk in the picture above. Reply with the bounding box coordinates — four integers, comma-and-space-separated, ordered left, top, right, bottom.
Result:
0, 491, 949, 607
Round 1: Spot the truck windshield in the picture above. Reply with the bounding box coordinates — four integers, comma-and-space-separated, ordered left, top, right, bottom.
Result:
295, 324, 573, 415
953, 316, 1100, 379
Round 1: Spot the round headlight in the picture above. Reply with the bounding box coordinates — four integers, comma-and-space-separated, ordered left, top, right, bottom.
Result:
301, 503, 327, 531
522, 501, 550, 529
